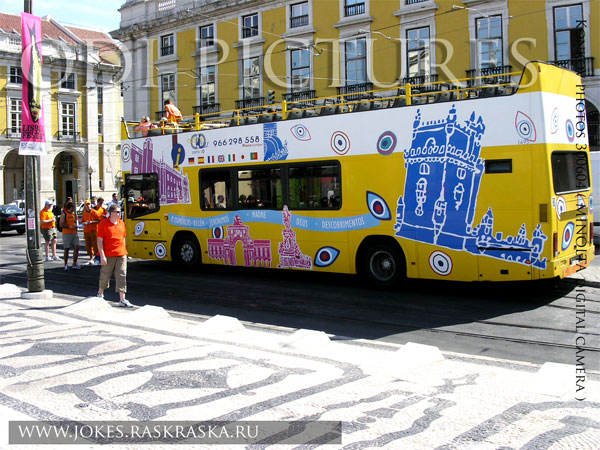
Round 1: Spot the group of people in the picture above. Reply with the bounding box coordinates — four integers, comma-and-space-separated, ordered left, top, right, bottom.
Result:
134, 99, 182, 137
39, 193, 132, 307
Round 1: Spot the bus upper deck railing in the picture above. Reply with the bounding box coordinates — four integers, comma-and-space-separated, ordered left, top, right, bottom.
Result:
122, 70, 521, 140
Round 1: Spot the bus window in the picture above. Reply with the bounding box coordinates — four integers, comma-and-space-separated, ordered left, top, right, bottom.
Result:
238, 168, 282, 209
551, 151, 590, 194
200, 169, 232, 209
288, 163, 341, 209
124, 173, 160, 218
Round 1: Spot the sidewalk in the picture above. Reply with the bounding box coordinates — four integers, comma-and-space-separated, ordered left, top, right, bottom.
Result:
0, 284, 598, 449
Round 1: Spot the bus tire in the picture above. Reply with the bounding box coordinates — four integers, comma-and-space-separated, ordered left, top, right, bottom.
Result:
172, 233, 201, 267
360, 241, 404, 287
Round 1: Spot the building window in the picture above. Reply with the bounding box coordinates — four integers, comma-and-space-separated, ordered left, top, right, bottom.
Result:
407, 27, 430, 76
200, 66, 216, 106
242, 13, 259, 38
61, 102, 76, 137
161, 73, 175, 103
9, 98, 21, 137
554, 4, 584, 61
9, 66, 22, 84
61, 72, 75, 89
290, 2, 309, 28
8, 35, 21, 50
345, 38, 367, 85
98, 114, 103, 135
199, 25, 214, 47
160, 34, 174, 56
242, 57, 260, 99
476, 15, 503, 68
344, 0, 365, 17
290, 48, 310, 92
97, 84, 103, 105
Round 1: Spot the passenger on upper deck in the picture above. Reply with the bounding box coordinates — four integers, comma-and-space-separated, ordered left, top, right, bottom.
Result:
133, 116, 157, 137
164, 99, 182, 124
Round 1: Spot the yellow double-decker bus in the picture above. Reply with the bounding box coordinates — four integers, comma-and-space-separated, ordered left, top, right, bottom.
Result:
119, 62, 594, 285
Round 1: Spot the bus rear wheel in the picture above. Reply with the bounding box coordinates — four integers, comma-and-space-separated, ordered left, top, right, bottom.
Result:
173, 234, 200, 267
361, 243, 403, 287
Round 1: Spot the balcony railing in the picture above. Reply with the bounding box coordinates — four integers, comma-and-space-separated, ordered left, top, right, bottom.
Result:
242, 26, 259, 38
235, 97, 264, 110
2, 129, 21, 139
405, 0, 428, 4
400, 74, 439, 92
193, 103, 221, 117
290, 14, 309, 28
465, 65, 513, 87
160, 45, 174, 57
338, 82, 374, 101
283, 90, 316, 105
344, 2, 365, 16
54, 131, 81, 142
551, 57, 594, 77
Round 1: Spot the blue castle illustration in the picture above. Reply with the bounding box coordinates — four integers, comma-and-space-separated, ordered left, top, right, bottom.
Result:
264, 123, 288, 161
394, 106, 547, 269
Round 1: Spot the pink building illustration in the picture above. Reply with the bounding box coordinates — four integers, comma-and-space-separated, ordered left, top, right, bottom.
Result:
207, 215, 272, 267
278, 206, 312, 269
130, 138, 190, 204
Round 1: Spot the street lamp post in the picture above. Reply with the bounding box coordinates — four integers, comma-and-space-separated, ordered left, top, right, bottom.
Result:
88, 167, 93, 199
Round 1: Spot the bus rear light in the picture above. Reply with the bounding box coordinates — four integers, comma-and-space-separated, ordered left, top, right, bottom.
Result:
553, 232, 558, 257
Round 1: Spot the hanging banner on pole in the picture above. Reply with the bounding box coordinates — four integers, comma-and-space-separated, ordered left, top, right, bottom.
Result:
19, 12, 46, 156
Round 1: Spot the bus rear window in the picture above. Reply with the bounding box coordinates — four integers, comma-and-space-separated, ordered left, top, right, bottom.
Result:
551, 151, 590, 194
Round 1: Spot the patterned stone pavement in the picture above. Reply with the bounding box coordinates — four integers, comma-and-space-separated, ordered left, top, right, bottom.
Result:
0, 287, 598, 449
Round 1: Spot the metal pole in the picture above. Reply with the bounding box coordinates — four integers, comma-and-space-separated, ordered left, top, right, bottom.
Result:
24, 0, 44, 292
89, 170, 93, 199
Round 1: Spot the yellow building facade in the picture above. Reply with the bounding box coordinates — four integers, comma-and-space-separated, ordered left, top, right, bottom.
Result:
114, 0, 598, 150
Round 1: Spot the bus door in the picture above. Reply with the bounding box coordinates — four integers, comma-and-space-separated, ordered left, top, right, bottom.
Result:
123, 173, 164, 259
550, 150, 593, 277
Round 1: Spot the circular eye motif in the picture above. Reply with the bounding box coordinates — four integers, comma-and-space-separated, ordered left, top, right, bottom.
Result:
366, 191, 391, 221
154, 243, 167, 259
551, 108, 559, 134
561, 222, 575, 251
565, 119, 575, 142
377, 131, 397, 155
556, 196, 567, 220
515, 111, 536, 142
315, 247, 340, 267
212, 226, 224, 239
122, 144, 131, 163
290, 124, 311, 141
331, 131, 350, 155
134, 222, 145, 236
429, 251, 452, 276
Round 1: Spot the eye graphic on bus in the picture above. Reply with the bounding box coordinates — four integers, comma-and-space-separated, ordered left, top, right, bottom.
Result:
154, 243, 167, 259
330, 131, 350, 155
515, 111, 536, 142
561, 222, 574, 251
376, 131, 397, 155
290, 124, 311, 141
429, 251, 452, 276
556, 196, 567, 220
366, 191, 391, 220
122, 144, 131, 163
565, 119, 575, 142
212, 226, 224, 239
314, 247, 340, 267
550, 108, 559, 134
134, 222, 145, 236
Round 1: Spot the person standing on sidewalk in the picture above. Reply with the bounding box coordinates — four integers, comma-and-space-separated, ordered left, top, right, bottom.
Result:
59, 201, 81, 271
40, 200, 61, 262
82, 200, 101, 265
97, 203, 132, 307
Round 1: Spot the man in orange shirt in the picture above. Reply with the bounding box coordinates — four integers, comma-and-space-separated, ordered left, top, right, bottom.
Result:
164, 99, 182, 124
40, 200, 61, 261
97, 203, 132, 307
94, 197, 107, 220
59, 201, 81, 270
82, 200, 101, 265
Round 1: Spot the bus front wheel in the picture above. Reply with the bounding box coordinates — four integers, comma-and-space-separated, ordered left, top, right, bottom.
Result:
361, 243, 403, 287
173, 234, 200, 267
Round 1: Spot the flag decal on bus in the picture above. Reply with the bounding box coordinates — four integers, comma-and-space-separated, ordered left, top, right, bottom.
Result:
250, 152, 258, 160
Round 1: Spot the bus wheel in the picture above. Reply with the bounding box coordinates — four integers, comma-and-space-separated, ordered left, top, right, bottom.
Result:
362, 243, 402, 286
173, 234, 200, 267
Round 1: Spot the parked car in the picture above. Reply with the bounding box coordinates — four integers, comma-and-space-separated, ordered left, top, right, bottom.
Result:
8, 199, 25, 210
0, 204, 26, 234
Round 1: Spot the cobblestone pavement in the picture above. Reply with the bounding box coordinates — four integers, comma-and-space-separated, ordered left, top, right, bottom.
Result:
0, 287, 598, 449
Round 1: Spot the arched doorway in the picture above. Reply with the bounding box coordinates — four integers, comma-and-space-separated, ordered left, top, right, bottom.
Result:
53, 150, 85, 206
2, 149, 25, 204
